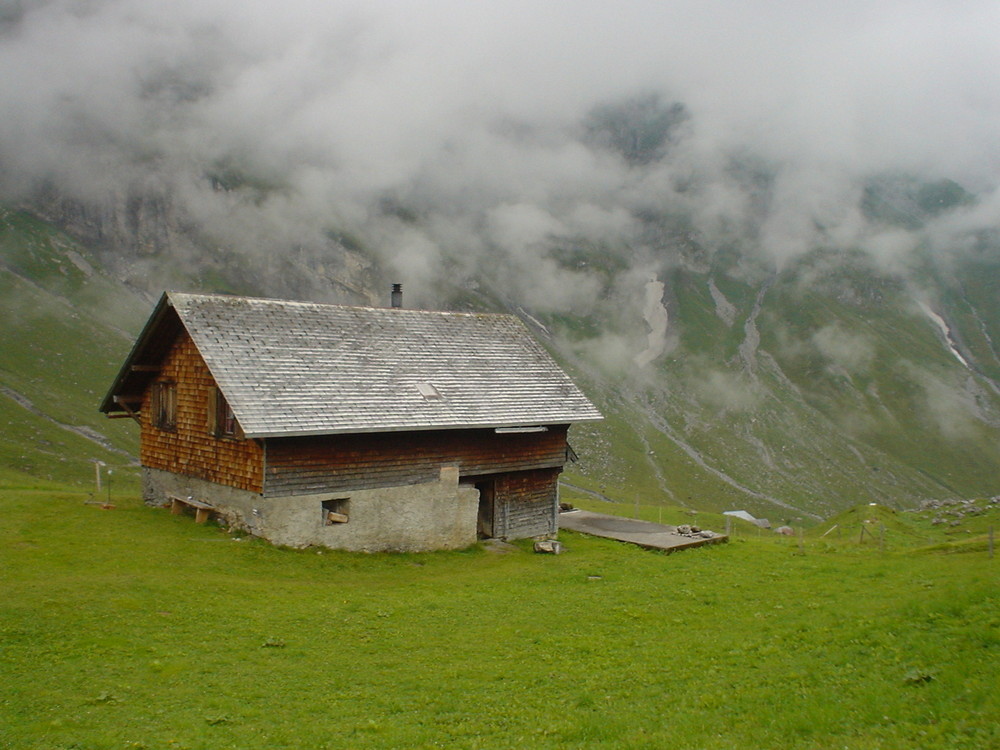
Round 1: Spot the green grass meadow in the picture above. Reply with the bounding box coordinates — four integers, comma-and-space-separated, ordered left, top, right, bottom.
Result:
2, 204, 999, 748
3, 484, 998, 749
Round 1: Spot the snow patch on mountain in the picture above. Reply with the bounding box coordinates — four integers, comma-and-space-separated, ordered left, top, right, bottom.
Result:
634, 278, 668, 368
919, 301, 970, 368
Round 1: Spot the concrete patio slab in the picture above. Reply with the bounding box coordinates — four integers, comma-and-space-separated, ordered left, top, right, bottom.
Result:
558, 509, 727, 552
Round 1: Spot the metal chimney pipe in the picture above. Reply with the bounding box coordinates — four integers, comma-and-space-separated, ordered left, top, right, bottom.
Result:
390, 283, 403, 308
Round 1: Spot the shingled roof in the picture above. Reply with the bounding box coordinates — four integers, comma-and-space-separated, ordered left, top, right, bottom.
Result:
101, 291, 602, 438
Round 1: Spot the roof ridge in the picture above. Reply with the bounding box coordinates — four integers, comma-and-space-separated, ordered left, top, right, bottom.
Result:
167, 290, 513, 319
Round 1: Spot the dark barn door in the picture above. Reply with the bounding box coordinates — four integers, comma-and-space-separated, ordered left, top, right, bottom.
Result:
475, 479, 496, 538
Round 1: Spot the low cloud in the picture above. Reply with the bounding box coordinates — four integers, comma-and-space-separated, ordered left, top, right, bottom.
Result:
1, 0, 999, 332
575, 332, 638, 379
693, 368, 763, 413
812, 324, 876, 374
917, 372, 983, 441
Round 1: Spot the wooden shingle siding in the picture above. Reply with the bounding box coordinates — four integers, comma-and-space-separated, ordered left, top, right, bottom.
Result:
263, 426, 568, 497
140, 332, 264, 493
494, 469, 560, 539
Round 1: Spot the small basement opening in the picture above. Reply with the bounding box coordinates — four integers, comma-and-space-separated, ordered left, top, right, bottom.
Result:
322, 498, 350, 525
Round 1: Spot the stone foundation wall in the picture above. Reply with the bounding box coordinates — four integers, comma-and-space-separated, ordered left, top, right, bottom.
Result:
142, 465, 479, 552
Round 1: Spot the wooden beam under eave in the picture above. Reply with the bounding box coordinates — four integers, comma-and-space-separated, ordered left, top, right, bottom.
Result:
112, 396, 142, 425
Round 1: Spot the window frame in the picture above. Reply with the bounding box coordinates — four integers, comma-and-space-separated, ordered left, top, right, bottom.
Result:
209, 387, 241, 439
150, 381, 177, 432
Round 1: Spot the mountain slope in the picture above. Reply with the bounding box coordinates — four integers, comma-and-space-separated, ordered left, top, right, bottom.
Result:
0, 208, 147, 487
3, 199, 1000, 521
549, 244, 1000, 521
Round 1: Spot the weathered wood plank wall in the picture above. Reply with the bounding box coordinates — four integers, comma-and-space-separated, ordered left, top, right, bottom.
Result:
493, 468, 560, 539
140, 332, 264, 493
264, 426, 568, 497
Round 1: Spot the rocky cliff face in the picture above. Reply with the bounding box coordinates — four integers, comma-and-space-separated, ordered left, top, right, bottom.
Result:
24, 184, 380, 305
31, 188, 180, 259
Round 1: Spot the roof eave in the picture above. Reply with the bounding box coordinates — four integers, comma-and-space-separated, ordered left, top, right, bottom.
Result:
243, 415, 603, 439
98, 292, 180, 414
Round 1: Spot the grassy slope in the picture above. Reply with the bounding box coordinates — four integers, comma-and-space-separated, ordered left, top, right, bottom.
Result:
562, 250, 1000, 522
941, 257, 1000, 384
762, 260, 1000, 497
0, 208, 146, 489
2, 486, 998, 749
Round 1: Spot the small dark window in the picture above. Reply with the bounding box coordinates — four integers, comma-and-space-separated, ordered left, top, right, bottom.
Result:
150, 381, 177, 431
215, 390, 238, 437
322, 498, 349, 525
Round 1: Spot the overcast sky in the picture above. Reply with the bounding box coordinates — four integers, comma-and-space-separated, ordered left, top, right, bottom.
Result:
2, 0, 999, 300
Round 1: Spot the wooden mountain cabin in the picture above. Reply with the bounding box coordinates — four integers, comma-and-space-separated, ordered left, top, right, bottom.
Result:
100, 290, 602, 552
